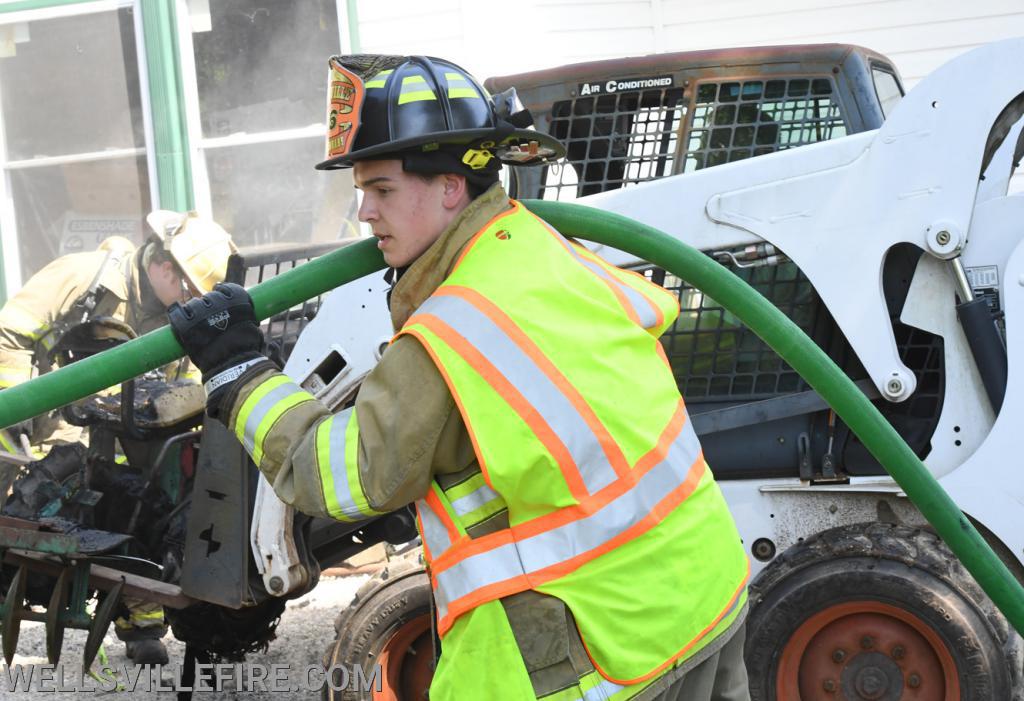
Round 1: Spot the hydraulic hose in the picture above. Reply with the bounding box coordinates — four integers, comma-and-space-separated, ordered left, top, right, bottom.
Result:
524, 199, 1024, 637
0, 200, 1021, 637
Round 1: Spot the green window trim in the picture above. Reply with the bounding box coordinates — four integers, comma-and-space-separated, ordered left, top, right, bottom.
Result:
140, 0, 193, 212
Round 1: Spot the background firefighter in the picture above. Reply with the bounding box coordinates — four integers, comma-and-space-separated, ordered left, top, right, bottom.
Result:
0, 210, 235, 665
169, 55, 751, 700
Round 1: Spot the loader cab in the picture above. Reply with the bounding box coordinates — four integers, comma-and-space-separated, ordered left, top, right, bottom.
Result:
485, 45, 930, 484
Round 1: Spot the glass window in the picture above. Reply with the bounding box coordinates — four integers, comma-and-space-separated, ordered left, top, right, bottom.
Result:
683, 77, 847, 173
0, 6, 150, 283
192, 0, 340, 138
872, 67, 904, 119
186, 0, 354, 246
204, 137, 358, 248
0, 9, 144, 160
9, 157, 149, 277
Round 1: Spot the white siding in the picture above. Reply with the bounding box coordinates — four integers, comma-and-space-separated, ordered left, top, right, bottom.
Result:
353, 0, 1024, 188
355, 0, 1024, 88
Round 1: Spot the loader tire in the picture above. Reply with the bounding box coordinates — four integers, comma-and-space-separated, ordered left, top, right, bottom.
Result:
745, 522, 1022, 701
322, 559, 434, 700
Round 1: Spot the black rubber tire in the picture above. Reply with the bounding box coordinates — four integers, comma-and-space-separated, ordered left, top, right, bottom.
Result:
322, 559, 433, 700
745, 522, 1023, 701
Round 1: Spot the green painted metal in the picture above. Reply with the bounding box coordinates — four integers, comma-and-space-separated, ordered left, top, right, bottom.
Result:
345, 0, 361, 53
0, 200, 1021, 637
0, 526, 78, 555
140, 0, 193, 211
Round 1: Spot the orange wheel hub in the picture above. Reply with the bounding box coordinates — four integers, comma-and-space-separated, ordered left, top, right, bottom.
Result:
776, 600, 959, 700
374, 615, 433, 700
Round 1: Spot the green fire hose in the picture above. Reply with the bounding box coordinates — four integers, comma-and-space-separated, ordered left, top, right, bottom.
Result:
1, 199, 1022, 637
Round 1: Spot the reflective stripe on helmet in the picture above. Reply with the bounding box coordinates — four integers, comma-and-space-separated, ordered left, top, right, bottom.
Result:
365, 69, 393, 88
398, 75, 437, 104
445, 71, 481, 99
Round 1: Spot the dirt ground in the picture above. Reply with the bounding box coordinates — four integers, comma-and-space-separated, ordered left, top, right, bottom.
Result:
0, 574, 369, 700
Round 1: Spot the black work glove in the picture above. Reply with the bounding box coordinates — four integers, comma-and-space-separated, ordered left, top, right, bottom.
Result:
168, 283, 272, 418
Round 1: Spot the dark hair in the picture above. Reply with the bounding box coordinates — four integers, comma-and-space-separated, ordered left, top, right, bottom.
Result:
408, 170, 497, 200
148, 245, 176, 266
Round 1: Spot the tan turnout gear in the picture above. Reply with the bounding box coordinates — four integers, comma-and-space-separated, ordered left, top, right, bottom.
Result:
146, 210, 237, 294
0, 222, 231, 655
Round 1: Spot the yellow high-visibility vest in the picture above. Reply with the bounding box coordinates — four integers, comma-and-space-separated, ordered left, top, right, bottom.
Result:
399, 200, 749, 697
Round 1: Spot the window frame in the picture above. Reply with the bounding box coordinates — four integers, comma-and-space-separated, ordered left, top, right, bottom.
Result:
0, 0, 362, 301
174, 0, 354, 221
0, 0, 157, 296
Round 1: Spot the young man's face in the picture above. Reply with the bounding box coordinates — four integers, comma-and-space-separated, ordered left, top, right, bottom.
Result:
353, 159, 468, 268
147, 260, 189, 307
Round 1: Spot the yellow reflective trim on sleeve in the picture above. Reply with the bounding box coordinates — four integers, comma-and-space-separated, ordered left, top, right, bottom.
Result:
0, 430, 19, 453
128, 610, 166, 624
235, 374, 317, 467
0, 365, 32, 388
235, 375, 291, 443
0, 302, 47, 340
252, 392, 313, 467
316, 408, 382, 522
39, 329, 58, 351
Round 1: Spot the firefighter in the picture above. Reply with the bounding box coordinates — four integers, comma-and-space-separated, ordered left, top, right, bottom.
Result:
169, 55, 751, 700
0, 211, 235, 665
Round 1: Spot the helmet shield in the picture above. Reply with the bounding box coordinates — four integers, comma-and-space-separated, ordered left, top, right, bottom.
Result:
316, 55, 565, 171
325, 58, 367, 160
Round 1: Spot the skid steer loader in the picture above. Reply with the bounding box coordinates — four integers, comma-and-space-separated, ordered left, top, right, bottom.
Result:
274, 40, 1024, 700
1, 39, 1020, 701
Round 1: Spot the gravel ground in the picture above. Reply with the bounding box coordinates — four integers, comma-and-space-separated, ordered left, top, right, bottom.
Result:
0, 574, 369, 700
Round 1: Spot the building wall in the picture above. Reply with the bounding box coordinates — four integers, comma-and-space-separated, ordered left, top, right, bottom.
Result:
357, 0, 1024, 90
354, 0, 1024, 186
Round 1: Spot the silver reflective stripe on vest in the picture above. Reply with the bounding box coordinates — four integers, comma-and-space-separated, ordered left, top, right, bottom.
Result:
432, 420, 702, 617
539, 219, 659, 330
568, 247, 658, 330
418, 496, 454, 559
583, 678, 626, 701
449, 482, 502, 517
418, 294, 619, 495
241, 382, 301, 455
326, 407, 366, 521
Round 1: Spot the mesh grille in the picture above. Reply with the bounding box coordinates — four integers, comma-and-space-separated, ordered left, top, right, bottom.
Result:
225, 242, 346, 366
542, 87, 685, 200
684, 78, 845, 171
651, 262, 822, 400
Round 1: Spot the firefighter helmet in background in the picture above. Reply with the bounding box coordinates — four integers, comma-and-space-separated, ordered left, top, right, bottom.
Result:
315, 54, 566, 173
97, 236, 137, 258
145, 210, 237, 294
